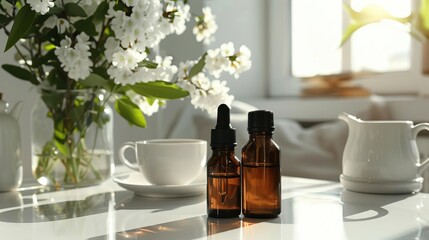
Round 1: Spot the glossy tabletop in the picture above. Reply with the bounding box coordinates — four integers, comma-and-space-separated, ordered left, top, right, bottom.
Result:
1, 169, 429, 240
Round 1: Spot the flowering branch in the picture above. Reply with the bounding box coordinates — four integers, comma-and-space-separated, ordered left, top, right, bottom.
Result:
0, 0, 252, 125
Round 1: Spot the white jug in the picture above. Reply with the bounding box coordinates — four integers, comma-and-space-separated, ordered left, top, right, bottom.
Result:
339, 112, 429, 194
0, 95, 22, 191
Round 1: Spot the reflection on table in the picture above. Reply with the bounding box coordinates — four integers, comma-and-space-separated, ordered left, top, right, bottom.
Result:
1, 174, 429, 239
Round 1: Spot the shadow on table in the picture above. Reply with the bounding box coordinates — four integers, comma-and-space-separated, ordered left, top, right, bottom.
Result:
340, 190, 412, 222
115, 193, 205, 213
340, 190, 429, 240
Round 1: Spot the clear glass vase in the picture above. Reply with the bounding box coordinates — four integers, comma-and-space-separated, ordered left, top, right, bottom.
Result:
31, 89, 114, 188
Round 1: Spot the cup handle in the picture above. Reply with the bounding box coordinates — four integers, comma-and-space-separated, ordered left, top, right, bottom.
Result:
412, 123, 429, 173
119, 142, 139, 171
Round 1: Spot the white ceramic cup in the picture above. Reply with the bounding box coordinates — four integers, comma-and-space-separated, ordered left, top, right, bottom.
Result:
119, 139, 207, 185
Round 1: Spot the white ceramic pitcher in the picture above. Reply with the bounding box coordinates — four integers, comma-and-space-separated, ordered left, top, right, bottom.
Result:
339, 112, 429, 194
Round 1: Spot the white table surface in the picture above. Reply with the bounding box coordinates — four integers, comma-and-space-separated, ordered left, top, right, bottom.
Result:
1, 168, 429, 240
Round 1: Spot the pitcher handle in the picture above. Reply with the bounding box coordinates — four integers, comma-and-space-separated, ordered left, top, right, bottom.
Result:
119, 142, 139, 171
412, 123, 429, 139
412, 123, 429, 175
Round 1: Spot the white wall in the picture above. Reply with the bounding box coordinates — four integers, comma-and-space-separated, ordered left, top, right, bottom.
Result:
0, 1, 267, 180
204, 0, 267, 98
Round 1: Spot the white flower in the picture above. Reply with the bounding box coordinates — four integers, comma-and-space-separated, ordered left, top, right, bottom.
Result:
220, 42, 235, 57
237, 45, 251, 60
137, 56, 178, 83
108, 0, 165, 52
148, 56, 178, 82
112, 48, 146, 71
228, 45, 252, 79
205, 48, 229, 78
108, 66, 135, 85
43, 15, 56, 29
27, 0, 54, 15
159, 18, 175, 36
193, 7, 217, 44
43, 15, 70, 34
177, 68, 233, 115
165, 1, 191, 35
191, 72, 211, 91
184, 79, 233, 116
55, 33, 93, 81
177, 60, 197, 81
111, 52, 128, 69
56, 18, 70, 34
133, 67, 153, 83
126, 90, 165, 116
122, 0, 139, 7
104, 37, 121, 62
68, 58, 92, 80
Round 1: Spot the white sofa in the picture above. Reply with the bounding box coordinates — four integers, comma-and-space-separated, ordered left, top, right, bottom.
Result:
167, 100, 352, 181
167, 97, 429, 193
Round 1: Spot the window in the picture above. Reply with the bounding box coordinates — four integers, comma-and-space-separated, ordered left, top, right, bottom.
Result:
268, 0, 428, 97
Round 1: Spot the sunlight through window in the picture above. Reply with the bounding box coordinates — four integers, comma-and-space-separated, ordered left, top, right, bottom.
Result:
291, 0, 412, 78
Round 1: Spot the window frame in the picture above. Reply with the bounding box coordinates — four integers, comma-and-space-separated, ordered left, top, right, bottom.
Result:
268, 0, 429, 97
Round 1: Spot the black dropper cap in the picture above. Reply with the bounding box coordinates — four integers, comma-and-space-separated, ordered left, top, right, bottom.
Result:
210, 104, 236, 148
248, 110, 275, 133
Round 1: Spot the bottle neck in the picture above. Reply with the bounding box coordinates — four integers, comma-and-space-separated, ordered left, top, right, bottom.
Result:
211, 147, 236, 158
248, 131, 273, 138
211, 147, 236, 152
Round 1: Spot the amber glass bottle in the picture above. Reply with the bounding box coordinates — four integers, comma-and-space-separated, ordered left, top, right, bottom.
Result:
207, 104, 241, 218
242, 110, 281, 218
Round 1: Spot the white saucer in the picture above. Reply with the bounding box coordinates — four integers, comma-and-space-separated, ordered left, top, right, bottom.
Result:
340, 174, 423, 194
113, 172, 206, 198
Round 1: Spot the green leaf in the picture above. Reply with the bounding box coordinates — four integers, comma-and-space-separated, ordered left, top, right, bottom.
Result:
32, 49, 56, 67
94, 105, 109, 128
80, 73, 112, 90
419, 0, 429, 38
41, 91, 63, 110
0, 15, 11, 28
47, 6, 63, 15
43, 43, 56, 51
65, 3, 87, 17
70, 103, 85, 130
340, 23, 365, 47
74, 18, 97, 36
54, 128, 66, 141
54, 140, 69, 156
92, 1, 109, 23
2, 64, 39, 85
130, 81, 189, 99
145, 97, 156, 106
341, 3, 413, 46
4, 5, 36, 52
5, 0, 16, 6
139, 59, 158, 69
52, 118, 69, 156
188, 53, 207, 79
115, 98, 147, 128
113, 0, 128, 12
92, 66, 110, 79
